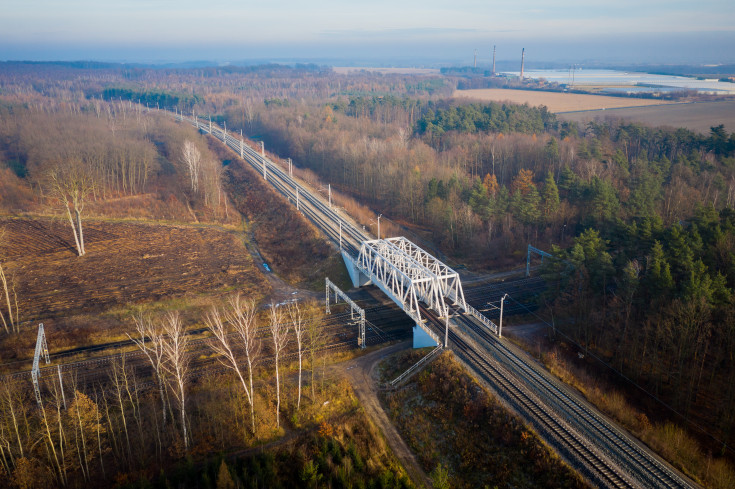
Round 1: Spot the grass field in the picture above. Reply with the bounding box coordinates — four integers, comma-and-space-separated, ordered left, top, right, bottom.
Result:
557, 100, 735, 133
453, 88, 672, 112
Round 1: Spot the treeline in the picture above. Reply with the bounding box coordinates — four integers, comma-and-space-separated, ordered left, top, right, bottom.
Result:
0, 102, 229, 221
415, 101, 557, 139
541, 207, 735, 449
100, 87, 202, 111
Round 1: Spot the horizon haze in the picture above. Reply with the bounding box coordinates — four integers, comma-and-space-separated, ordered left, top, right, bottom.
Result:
2, 0, 734, 66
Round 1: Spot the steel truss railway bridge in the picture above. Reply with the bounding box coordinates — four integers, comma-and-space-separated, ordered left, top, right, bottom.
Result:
165, 109, 698, 489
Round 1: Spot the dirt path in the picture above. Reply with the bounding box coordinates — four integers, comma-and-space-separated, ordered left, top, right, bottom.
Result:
340, 342, 433, 489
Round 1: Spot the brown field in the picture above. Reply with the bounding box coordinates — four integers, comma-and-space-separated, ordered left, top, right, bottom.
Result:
453, 88, 672, 112
557, 100, 735, 133
0, 217, 267, 356
332, 66, 440, 75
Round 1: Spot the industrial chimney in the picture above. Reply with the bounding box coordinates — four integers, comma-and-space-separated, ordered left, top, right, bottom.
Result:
492, 45, 496, 75
474, 49, 477, 68
520, 48, 525, 80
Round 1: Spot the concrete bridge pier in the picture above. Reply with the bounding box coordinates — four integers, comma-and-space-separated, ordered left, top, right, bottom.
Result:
413, 324, 438, 348
342, 250, 371, 288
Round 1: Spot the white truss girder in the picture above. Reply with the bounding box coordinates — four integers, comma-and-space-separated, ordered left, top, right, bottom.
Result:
357, 240, 425, 325
355, 238, 467, 346
384, 237, 467, 312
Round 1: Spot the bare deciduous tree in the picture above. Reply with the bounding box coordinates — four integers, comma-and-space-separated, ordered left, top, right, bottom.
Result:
0, 378, 26, 463
307, 311, 326, 402
127, 313, 168, 427
287, 301, 306, 410
269, 304, 289, 429
108, 355, 133, 462
181, 140, 201, 193
159, 312, 190, 451
0, 228, 19, 334
48, 162, 94, 257
204, 294, 260, 436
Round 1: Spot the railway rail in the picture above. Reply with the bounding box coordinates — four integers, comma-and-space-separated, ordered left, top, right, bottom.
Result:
440, 306, 696, 489
169, 110, 697, 489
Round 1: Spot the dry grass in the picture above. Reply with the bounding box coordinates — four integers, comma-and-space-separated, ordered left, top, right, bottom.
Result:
453, 88, 672, 113
383, 351, 590, 489
0, 217, 266, 357
542, 347, 735, 489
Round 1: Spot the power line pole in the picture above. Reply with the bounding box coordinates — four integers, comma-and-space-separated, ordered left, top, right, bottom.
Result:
499, 293, 508, 338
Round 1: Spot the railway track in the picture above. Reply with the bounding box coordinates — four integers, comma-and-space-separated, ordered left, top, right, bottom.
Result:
169, 111, 697, 489
3, 303, 412, 379
439, 307, 696, 489
188, 115, 369, 257
427, 314, 633, 487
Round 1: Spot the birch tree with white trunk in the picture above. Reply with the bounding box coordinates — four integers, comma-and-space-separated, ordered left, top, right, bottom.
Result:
269, 304, 289, 429
287, 301, 306, 410
159, 312, 190, 451
181, 140, 201, 193
0, 228, 19, 334
127, 313, 168, 427
204, 294, 260, 436
48, 162, 94, 257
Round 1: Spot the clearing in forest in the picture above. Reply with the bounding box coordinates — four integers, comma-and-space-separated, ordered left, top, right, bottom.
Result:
0, 217, 267, 353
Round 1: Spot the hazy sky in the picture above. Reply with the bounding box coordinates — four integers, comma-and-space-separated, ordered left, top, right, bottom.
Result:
2, 0, 734, 64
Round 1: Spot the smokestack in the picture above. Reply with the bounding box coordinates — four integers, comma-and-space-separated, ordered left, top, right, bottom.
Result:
520, 48, 525, 80
492, 45, 496, 75
474, 49, 477, 68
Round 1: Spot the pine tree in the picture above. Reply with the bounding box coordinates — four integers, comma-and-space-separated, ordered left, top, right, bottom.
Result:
216, 460, 236, 489
540, 172, 560, 218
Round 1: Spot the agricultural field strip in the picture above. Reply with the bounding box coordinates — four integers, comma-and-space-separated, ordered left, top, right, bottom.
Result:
443, 308, 696, 489
174, 111, 694, 488
452, 89, 673, 113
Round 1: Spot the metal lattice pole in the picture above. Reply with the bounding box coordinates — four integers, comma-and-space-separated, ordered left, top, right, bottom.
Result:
32, 323, 50, 409
325, 278, 366, 349
325, 280, 331, 314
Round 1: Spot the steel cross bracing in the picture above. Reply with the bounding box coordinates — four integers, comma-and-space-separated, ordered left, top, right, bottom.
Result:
31, 323, 50, 408
386, 237, 467, 312
325, 278, 366, 348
